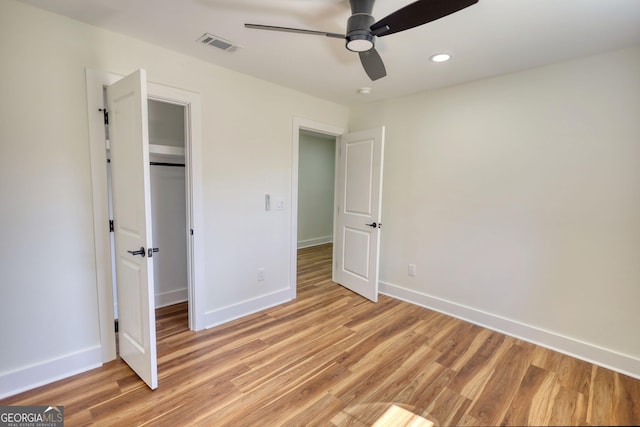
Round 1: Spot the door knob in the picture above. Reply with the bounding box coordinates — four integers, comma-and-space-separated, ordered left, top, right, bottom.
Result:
127, 247, 146, 257
365, 222, 378, 228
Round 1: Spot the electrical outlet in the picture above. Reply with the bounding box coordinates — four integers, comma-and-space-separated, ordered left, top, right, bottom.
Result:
408, 264, 416, 277
257, 268, 265, 281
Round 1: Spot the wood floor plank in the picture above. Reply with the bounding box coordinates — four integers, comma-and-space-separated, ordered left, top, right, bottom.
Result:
423, 386, 472, 427
449, 327, 493, 372
331, 329, 425, 405
336, 304, 426, 370
392, 357, 450, 413
354, 343, 442, 410
467, 343, 533, 425
226, 363, 351, 427
281, 393, 346, 427
2, 243, 640, 426
500, 364, 556, 426
457, 413, 487, 426
548, 385, 588, 426
448, 331, 510, 400
532, 345, 592, 399
372, 404, 436, 427
587, 366, 615, 425
433, 322, 483, 368
612, 370, 640, 425
232, 325, 355, 393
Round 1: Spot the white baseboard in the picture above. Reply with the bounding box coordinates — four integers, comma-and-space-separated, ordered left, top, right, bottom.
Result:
204, 288, 292, 329
155, 288, 188, 308
297, 236, 332, 249
379, 281, 640, 380
0, 346, 102, 399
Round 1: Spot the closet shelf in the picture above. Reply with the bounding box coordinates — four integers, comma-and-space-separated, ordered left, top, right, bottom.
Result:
149, 144, 184, 157
105, 141, 185, 158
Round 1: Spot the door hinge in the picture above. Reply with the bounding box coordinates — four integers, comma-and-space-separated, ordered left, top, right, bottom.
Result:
99, 108, 109, 125
190, 228, 194, 236
114, 319, 119, 333
109, 219, 114, 233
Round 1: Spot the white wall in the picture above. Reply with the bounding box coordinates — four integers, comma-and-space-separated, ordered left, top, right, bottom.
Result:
297, 132, 336, 248
150, 165, 188, 307
0, 0, 348, 397
350, 46, 640, 377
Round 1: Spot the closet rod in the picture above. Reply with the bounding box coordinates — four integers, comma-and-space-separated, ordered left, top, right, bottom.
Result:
106, 160, 185, 167
150, 162, 185, 167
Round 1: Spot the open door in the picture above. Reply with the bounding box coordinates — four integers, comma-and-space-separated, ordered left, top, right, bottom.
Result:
333, 127, 385, 302
107, 69, 158, 389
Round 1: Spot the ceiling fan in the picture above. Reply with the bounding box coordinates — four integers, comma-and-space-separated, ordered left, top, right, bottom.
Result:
245, 0, 479, 81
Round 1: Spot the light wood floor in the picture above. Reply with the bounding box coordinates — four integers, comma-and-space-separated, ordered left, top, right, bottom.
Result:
2, 243, 639, 426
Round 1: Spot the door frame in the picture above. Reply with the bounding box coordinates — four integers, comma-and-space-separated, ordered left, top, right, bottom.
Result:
86, 69, 205, 363
290, 117, 346, 300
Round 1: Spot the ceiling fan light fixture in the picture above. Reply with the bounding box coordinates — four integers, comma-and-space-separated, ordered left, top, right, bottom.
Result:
430, 53, 452, 63
346, 34, 374, 52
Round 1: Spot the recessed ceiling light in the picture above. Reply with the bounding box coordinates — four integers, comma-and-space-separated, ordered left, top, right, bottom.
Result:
430, 53, 452, 63
358, 87, 371, 95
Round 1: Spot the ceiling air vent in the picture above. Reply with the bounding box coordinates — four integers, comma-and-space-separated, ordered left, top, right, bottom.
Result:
196, 33, 239, 53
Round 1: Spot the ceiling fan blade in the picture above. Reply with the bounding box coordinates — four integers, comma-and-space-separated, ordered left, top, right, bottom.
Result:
370, 0, 478, 37
244, 24, 345, 39
359, 48, 387, 81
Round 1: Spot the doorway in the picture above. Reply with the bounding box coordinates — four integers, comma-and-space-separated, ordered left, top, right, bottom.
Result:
297, 130, 336, 250
107, 98, 190, 331
86, 68, 204, 366
296, 129, 337, 289
290, 118, 346, 299
291, 118, 386, 303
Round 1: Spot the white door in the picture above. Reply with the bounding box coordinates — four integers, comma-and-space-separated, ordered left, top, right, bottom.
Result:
107, 69, 158, 389
333, 127, 385, 302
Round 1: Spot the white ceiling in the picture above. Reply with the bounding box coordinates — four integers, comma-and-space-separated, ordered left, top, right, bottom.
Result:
19, 0, 640, 105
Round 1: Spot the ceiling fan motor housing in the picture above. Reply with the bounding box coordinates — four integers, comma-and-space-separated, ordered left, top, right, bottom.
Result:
346, 13, 375, 51
346, 0, 376, 52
